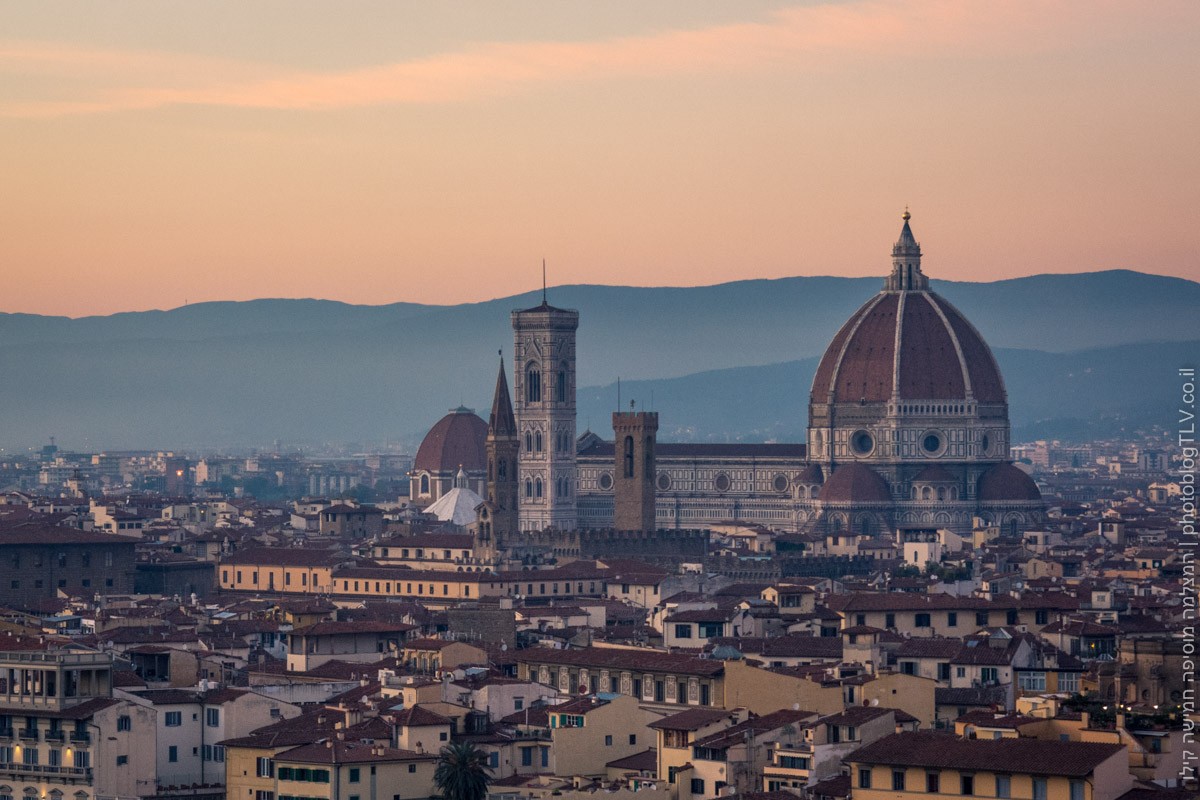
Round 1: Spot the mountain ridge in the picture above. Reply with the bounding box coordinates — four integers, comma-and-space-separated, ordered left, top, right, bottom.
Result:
0, 270, 1194, 450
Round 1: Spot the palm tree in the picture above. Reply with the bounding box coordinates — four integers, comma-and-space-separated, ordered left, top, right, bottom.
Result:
434, 741, 493, 800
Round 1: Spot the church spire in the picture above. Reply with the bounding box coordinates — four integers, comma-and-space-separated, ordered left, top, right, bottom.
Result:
885, 208, 928, 291
488, 351, 517, 438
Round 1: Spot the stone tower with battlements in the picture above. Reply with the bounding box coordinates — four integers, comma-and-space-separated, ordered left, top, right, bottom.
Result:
612, 408, 658, 532
512, 296, 579, 531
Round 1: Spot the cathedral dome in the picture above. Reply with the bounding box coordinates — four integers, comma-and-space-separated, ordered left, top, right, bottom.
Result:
977, 462, 1042, 502
809, 214, 1005, 407
810, 291, 1005, 405
414, 407, 488, 473
818, 463, 890, 503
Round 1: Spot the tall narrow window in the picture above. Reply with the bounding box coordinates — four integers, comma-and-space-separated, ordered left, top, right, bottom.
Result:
556, 367, 567, 402
624, 436, 635, 478
526, 366, 541, 402
535, 432, 543, 452
535, 478, 542, 498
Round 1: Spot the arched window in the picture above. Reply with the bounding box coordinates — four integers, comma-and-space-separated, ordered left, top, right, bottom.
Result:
497, 459, 506, 480
488, 459, 494, 481
645, 436, 654, 477
525, 479, 533, 498
535, 432, 543, 452
525, 431, 533, 451
937, 488, 945, 502
557, 365, 567, 403
922, 486, 932, 501
535, 478, 543, 498
623, 436, 635, 478
420, 474, 429, 494
526, 365, 541, 402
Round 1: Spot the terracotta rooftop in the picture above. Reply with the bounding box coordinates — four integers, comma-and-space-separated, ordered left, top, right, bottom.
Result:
848, 731, 1125, 777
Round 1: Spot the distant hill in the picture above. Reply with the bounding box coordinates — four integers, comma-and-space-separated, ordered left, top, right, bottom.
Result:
0, 270, 1194, 450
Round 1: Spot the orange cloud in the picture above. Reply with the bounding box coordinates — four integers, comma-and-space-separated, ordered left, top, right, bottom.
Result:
0, 0, 1177, 117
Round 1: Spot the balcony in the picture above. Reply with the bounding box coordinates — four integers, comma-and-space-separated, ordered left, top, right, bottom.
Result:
69, 731, 91, 744
45, 729, 65, 742
18, 729, 38, 742
0, 763, 93, 781
0, 728, 12, 740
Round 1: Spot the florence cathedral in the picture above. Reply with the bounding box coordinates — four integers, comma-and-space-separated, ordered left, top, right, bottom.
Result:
409, 214, 1045, 537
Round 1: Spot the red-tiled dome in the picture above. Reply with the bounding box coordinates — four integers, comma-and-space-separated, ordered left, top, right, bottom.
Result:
819, 463, 890, 503
414, 408, 488, 473
978, 462, 1042, 502
796, 464, 825, 484
810, 291, 1005, 406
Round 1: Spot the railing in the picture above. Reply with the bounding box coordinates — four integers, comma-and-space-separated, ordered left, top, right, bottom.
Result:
0, 728, 12, 740
0, 651, 111, 666
0, 763, 93, 779
18, 729, 38, 741
70, 731, 91, 744
45, 730, 65, 742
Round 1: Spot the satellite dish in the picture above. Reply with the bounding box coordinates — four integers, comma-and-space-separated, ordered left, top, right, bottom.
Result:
870, 698, 880, 706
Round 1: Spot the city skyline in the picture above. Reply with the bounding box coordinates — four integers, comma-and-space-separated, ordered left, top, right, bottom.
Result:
2, 1, 1198, 316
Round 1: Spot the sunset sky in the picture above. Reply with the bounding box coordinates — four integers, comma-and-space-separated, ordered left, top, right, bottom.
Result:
2, 1, 1197, 317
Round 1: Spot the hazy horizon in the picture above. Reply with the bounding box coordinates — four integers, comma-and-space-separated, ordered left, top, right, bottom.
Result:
3, 267, 1195, 320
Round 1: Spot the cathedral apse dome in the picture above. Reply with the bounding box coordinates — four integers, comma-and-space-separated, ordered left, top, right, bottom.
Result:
409, 407, 488, 506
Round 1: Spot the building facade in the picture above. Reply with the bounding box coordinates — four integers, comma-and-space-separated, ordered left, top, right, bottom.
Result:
512, 298, 580, 531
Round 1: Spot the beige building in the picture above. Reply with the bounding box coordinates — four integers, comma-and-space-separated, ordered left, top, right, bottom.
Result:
721, 660, 936, 727
847, 731, 1131, 800
271, 738, 437, 800
545, 695, 656, 778
0, 647, 158, 800
515, 647, 725, 709
648, 708, 747, 800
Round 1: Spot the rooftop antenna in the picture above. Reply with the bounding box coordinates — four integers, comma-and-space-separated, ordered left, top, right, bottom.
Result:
616, 377, 621, 412
542, 258, 547, 304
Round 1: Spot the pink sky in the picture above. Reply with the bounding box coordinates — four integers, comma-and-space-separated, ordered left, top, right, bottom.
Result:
1, 0, 1196, 316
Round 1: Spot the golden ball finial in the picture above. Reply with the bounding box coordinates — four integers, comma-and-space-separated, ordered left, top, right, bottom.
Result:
902, 207, 910, 221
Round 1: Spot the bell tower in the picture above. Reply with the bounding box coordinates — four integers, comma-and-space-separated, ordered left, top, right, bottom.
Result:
485, 354, 518, 543
512, 290, 579, 531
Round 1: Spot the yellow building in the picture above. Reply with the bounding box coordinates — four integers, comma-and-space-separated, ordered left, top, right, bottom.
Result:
545, 695, 656, 778
331, 567, 505, 605
222, 708, 391, 800
272, 738, 437, 800
721, 660, 936, 727
219, 547, 341, 594
847, 731, 1131, 800
648, 708, 746, 799
826, 593, 1069, 638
